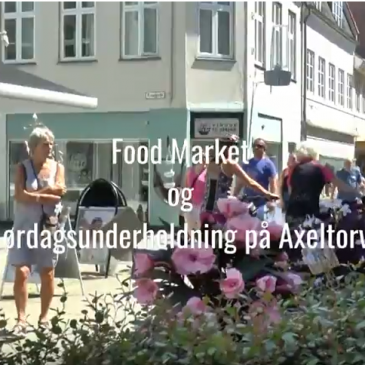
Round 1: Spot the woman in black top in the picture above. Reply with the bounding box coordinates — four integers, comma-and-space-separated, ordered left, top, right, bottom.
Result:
285, 144, 359, 262
286, 148, 357, 220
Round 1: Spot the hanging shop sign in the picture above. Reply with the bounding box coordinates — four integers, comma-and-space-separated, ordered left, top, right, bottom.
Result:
194, 118, 240, 139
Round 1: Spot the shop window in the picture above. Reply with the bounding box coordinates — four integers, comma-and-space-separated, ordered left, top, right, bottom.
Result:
61, 141, 94, 216
112, 141, 149, 223
61, 141, 115, 217
65, 142, 94, 188
8, 141, 31, 218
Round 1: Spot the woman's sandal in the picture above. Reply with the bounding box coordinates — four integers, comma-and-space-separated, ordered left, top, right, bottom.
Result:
38, 320, 50, 332
11, 322, 27, 337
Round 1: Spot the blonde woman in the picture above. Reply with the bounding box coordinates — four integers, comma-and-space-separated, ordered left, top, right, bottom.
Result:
10, 126, 66, 334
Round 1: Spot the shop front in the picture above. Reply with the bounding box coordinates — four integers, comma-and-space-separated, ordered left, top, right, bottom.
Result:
5, 109, 188, 226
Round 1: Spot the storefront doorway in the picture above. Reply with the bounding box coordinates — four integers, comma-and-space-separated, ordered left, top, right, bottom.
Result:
250, 113, 283, 172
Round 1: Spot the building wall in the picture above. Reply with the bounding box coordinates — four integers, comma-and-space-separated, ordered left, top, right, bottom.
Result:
2, 2, 187, 113
246, 2, 302, 169
306, 14, 363, 139
185, 2, 245, 110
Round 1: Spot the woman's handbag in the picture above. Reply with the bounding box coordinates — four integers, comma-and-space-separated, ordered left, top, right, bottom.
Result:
29, 160, 61, 237
40, 212, 60, 236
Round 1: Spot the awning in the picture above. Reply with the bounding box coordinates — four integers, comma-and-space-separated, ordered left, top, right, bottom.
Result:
306, 118, 358, 136
0, 64, 97, 109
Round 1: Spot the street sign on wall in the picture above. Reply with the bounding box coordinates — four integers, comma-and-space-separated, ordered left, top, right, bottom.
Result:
145, 91, 166, 100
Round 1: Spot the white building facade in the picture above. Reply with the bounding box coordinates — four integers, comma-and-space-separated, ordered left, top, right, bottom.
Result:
304, 2, 364, 171
246, 1, 302, 171
0, 1, 302, 222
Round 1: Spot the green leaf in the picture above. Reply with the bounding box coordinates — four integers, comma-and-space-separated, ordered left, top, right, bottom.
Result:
207, 347, 216, 356
95, 311, 104, 324
264, 340, 276, 352
306, 359, 319, 365
355, 320, 365, 330
281, 332, 297, 346
51, 325, 62, 335
235, 256, 271, 281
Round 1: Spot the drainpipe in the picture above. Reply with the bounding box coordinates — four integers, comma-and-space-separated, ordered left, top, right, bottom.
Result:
169, 2, 174, 105
243, 2, 249, 160
301, 3, 311, 141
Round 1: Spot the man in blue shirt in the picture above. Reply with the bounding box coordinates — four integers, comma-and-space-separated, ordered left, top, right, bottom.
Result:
233, 138, 278, 217
332, 158, 363, 203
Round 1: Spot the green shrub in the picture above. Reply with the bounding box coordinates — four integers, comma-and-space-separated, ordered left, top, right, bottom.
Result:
2, 273, 365, 365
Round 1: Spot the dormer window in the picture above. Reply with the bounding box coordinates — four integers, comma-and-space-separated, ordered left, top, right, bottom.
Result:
332, 2, 343, 27
314, 2, 321, 10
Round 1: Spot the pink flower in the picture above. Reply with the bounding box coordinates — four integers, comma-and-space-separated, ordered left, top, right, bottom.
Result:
266, 222, 283, 240
134, 278, 158, 305
284, 272, 303, 289
249, 300, 281, 331
134, 253, 153, 276
226, 214, 261, 243
220, 268, 245, 299
217, 198, 250, 218
276, 273, 303, 294
172, 247, 216, 275
276, 252, 289, 262
184, 297, 207, 315
265, 301, 281, 324
256, 275, 277, 293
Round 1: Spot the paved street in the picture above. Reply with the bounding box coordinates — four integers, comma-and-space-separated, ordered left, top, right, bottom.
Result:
0, 227, 168, 324
0, 229, 137, 357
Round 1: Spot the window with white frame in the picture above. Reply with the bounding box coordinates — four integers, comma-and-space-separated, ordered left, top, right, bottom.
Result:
328, 63, 335, 102
317, 57, 325, 98
272, 2, 282, 67
347, 73, 353, 109
362, 86, 365, 114
288, 11, 296, 79
332, 2, 343, 27
254, 2, 265, 66
1, 2, 35, 62
355, 77, 361, 112
61, 2, 96, 60
314, 2, 322, 10
122, 2, 158, 58
338, 69, 344, 106
199, 2, 233, 58
306, 50, 314, 92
